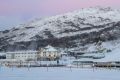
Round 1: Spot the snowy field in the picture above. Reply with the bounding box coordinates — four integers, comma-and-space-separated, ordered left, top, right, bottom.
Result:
0, 67, 120, 80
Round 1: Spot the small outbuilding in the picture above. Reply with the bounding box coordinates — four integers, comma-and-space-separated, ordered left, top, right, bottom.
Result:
0, 52, 6, 59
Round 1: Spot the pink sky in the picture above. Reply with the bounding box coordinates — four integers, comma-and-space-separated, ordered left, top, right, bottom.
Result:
0, 0, 120, 16
0, 0, 120, 30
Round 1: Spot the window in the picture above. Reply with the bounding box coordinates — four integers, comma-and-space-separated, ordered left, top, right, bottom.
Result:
43, 53, 46, 56
16, 56, 20, 57
43, 52, 46, 54
49, 55, 51, 57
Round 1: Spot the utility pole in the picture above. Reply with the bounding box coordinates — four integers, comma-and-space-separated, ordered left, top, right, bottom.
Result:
0, 63, 2, 71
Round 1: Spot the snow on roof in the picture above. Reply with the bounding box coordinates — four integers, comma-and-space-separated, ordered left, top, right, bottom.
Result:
0, 52, 6, 56
44, 45, 58, 52
75, 58, 95, 62
97, 48, 120, 62
0, 59, 20, 61
61, 52, 68, 55
82, 53, 105, 57
6, 50, 38, 54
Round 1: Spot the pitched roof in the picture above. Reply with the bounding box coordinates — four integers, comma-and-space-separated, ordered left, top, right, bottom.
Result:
44, 45, 58, 52
6, 50, 38, 54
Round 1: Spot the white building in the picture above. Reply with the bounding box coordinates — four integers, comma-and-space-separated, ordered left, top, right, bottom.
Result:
38, 45, 61, 61
6, 51, 38, 61
6, 45, 61, 61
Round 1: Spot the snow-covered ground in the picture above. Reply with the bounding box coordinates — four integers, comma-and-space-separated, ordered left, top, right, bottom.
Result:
0, 67, 120, 80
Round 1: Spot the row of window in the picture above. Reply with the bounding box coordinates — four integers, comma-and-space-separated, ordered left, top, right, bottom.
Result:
43, 52, 57, 54
8, 53, 37, 54
15, 56, 36, 58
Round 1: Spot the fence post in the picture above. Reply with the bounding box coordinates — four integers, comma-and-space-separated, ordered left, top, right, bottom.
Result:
70, 66, 72, 72
92, 63, 95, 72
47, 64, 48, 72
0, 63, 1, 71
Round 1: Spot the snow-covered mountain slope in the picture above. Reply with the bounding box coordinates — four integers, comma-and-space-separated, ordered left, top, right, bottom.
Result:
1, 7, 120, 51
